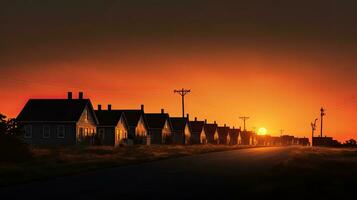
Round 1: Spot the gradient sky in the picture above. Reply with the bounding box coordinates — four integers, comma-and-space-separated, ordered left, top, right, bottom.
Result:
1, 0, 357, 141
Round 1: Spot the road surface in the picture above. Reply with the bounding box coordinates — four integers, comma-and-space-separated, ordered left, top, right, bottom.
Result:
0, 147, 304, 199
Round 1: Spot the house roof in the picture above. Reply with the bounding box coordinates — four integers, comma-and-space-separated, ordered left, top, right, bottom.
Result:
145, 113, 170, 129
217, 126, 230, 136
189, 121, 205, 134
229, 128, 240, 137
170, 117, 189, 131
118, 110, 145, 127
204, 123, 218, 136
16, 99, 97, 123
94, 110, 125, 126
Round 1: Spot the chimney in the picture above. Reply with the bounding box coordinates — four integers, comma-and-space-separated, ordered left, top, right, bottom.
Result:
195, 117, 197, 121
98, 104, 102, 111
205, 119, 207, 124
108, 104, 112, 111
141, 104, 144, 111
186, 114, 189, 119
224, 124, 226, 127
67, 92, 72, 100
161, 109, 164, 114
79, 92, 83, 99
233, 126, 235, 129
214, 121, 216, 124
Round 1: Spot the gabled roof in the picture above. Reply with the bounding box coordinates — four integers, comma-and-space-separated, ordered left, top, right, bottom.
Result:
229, 128, 240, 137
95, 110, 125, 126
189, 121, 205, 133
170, 117, 189, 131
17, 99, 97, 123
217, 126, 230, 136
118, 110, 145, 127
145, 113, 170, 129
204, 123, 218, 135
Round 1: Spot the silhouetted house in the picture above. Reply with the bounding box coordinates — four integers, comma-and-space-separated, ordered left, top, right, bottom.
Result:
298, 137, 310, 146
257, 135, 272, 146
293, 137, 299, 145
95, 105, 129, 147
271, 136, 281, 146
281, 135, 294, 145
204, 121, 219, 144
145, 109, 172, 144
190, 118, 206, 144
217, 124, 230, 145
240, 131, 255, 145
17, 92, 98, 146
313, 136, 338, 147
170, 115, 192, 144
228, 127, 240, 145
118, 105, 149, 145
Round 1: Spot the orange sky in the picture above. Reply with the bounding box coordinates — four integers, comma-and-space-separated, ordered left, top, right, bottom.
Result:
1, 1, 357, 142
0, 41, 356, 142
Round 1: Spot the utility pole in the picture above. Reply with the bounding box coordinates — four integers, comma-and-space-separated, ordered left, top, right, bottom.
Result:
320, 107, 325, 137
239, 116, 250, 131
311, 118, 318, 146
174, 88, 191, 118
279, 129, 284, 137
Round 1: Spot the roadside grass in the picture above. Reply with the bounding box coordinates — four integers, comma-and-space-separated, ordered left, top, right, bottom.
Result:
0, 144, 253, 187
257, 147, 357, 197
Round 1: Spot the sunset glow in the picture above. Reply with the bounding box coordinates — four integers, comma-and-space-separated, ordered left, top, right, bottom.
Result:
258, 128, 267, 135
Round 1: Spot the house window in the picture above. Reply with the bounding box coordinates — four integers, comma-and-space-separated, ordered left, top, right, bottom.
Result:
57, 125, 65, 138
43, 126, 50, 138
24, 125, 32, 138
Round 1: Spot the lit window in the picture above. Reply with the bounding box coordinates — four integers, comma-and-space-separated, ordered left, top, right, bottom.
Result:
43, 126, 50, 138
57, 126, 65, 138
24, 125, 32, 138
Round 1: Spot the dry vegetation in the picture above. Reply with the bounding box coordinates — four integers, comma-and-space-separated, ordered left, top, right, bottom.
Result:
0, 144, 252, 186
258, 147, 357, 197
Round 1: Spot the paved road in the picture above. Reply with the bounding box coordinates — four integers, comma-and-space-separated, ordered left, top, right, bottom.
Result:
0, 147, 297, 199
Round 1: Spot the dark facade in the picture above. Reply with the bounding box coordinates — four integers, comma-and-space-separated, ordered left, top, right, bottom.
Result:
298, 137, 310, 146
170, 117, 191, 145
189, 119, 206, 144
145, 110, 172, 144
312, 137, 338, 147
95, 106, 129, 147
217, 125, 230, 145
17, 92, 98, 146
204, 122, 219, 144
281, 135, 294, 146
118, 105, 149, 145
228, 127, 240, 145
240, 131, 254, 145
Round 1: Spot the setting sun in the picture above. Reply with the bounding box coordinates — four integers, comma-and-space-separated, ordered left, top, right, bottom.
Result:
258, 127, 267, 135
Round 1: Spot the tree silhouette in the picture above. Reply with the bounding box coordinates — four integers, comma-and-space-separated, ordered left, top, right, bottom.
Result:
0, 113, 7, 135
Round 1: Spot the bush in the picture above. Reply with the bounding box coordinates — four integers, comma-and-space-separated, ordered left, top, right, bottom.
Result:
0, 134, 32, 162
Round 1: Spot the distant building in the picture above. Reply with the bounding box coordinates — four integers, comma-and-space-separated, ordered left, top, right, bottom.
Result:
204, 121, 219, 144
298, 137, 310, 146
217, 124, 230, 145
145, 109, 173, 144
190, 118, 206, 144
228, 127, 240, 145
170, 115, 192, 145
313, 136, 340, 147
118, 105, 149, 145
256, 135, 272, 146
270, 136, 281, 146
281, 135, 294, 146
240, 131, 255, 145
95, 105, 128, 146
17, 92, 98, 146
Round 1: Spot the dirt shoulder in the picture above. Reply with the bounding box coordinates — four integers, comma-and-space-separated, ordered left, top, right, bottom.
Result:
0, 144, 256, 187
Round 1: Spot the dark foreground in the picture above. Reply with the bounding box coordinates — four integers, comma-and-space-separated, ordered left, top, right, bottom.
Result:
1, 146, 356, 199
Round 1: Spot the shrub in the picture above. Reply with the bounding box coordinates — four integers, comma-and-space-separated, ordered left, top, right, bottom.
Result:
0, 134, 32, 162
